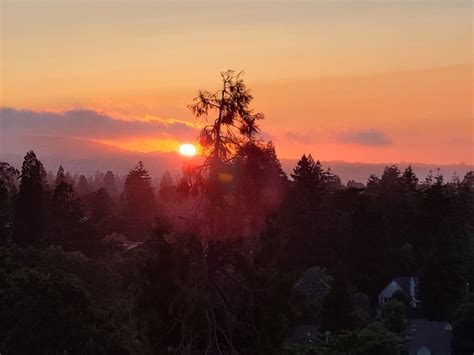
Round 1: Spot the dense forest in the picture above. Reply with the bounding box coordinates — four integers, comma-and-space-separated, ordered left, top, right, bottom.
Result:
1, 72, 473, 354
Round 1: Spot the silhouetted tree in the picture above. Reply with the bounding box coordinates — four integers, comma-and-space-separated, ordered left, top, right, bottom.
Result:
55, 165, 66, 186
49, 181, 92, 252
122, 161, 156, 240
13, 151, 44, 247
418, 173, 469, 321
0, 162, 19, 244
381, 300, 406, 333
233, 141, 287, 236
317, 322, 401, 355
292, 266, 332, 324
87, 188, 115, 237
158, 170, 175, 202
399, 165, 418, 190
291, 154, 321, 189
379, 165, 401, 192
76, 174, 90, 196
461, 171, 474, 190
321, 265, 354, 331
283, 155, 339, 269
366, 174, 381, 192
420, 244, 466, 321
188, 70, 263, 171
0, 246, 130, 354
103, 170, 118, 199
180, 70, 265, 241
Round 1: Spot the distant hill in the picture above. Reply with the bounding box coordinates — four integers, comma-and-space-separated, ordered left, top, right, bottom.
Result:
0, 135, 185, 178
1, 135, 472, 183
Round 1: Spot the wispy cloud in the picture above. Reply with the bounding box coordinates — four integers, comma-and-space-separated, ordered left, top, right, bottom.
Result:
286, 131, 313, 144
0, 108, 199, 140
340, 130, 391, 147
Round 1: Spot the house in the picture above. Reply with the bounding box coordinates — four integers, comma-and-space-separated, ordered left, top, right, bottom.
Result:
402, 319, 452, 355
378, 276, 418, 308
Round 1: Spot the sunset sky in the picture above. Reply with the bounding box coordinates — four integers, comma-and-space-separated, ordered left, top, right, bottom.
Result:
1, 0, 472, 164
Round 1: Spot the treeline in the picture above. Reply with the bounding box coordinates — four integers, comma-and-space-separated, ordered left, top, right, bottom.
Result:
1, 149, 473, 354
1, 152, 168, 251
1, 68, 473, 353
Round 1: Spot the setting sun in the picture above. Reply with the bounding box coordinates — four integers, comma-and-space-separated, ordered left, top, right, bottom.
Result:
179, 143, 197, 156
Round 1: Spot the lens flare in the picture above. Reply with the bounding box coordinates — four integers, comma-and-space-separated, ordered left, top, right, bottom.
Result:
179, 143, 197, 156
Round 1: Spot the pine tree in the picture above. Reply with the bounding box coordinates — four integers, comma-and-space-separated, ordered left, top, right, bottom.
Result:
89, 188, 114, 226
264, 141, 287, 181
103, 171, 118, 198
381, 165, 401, 189
188, 70, 263, 171
182, 70, 264, 238
49, 181, 100, 254
366, 174, 381, 192
122, 161, 156, 240
399, 165, 418, 189
55, 165, 66, 186
0, 162, 19, 244
291, 154, 318, 188
13, 150, 45, 247
76, 175, 90, 196
158, 171, 174, 202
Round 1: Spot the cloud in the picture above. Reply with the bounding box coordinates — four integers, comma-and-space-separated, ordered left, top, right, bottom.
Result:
340, 130, 391, 147
0, 107, 198, 141
286, 131, 313, 144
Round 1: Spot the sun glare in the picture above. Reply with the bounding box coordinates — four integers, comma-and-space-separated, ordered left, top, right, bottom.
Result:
179, 143, 197, 156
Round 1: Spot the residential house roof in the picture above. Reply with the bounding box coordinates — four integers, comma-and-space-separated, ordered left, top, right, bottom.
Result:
404, 319, 452, 355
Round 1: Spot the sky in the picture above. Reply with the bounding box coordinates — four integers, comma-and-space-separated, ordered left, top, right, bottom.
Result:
1, 0, 472, 164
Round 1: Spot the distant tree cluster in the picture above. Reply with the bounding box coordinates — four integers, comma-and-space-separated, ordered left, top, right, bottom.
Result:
0, 71, 473, 354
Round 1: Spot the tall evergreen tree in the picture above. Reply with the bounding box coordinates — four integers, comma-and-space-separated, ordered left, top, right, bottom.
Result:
76, 175, 90, 196
233, 141, 288, 236
55, 165, 66, 186
418, 177, 469, 321
381, 165, 401, 189
399, 165, 418, 190
158, 171, 175, 202
103, 171, 118, 198
0, 162, 20, 244
88, 188, 115, 234
13, 151, 44, 247
122, 161, 156, 240
50, 181, 100, 254
181, 70, 264, 238
366, 174, 381, 192
291, 154, 317, 187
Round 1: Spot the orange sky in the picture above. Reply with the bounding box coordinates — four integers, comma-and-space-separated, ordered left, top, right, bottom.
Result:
1, 1, 472, 164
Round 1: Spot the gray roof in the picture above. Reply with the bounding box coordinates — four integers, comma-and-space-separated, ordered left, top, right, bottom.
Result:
405, 320, 452, 355
394, 276, 413, 296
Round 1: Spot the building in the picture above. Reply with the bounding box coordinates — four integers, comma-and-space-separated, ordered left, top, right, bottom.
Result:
402, 319, 452, 355
378, 276, 419, 308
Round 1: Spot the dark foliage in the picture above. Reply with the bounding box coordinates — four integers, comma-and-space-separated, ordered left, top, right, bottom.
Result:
0, 75, 472, 353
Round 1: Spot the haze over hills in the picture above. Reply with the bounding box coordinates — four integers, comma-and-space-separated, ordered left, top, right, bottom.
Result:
1, 135, 471, 184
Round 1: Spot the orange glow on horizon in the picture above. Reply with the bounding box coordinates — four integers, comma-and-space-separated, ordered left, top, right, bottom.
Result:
96, 138, 202, 156
1, 1, 471, 165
